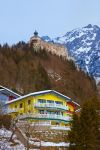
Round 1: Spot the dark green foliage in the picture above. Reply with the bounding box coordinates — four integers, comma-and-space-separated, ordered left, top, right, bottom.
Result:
68, 99, 100, 150
80, 100, 100, 150
68, 114, 81, 150
34, 62, 51, 91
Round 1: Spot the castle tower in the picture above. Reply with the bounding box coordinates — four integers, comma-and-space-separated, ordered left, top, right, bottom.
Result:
29, 30, 42, 51
34, 30, 38, 37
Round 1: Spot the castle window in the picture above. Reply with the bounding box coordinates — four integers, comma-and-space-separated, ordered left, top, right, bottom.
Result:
20, 103, 23, 108
28, 100, 31, 105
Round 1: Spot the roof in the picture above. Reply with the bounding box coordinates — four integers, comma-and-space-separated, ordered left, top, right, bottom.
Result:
6, 90, 72, 104
0, 85, 21, 97
75, 108, 81, 113
34, 30, 38, 36
72, 101, 80, 107
67, 101, 80, 107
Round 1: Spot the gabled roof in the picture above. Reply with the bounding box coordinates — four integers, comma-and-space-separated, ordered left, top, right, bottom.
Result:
67, 101, 80, 107
6, 90, 72, 104
72, 101, 80, 107
0, 85, 21, 97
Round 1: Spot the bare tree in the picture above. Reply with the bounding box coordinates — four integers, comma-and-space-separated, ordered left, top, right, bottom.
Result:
23, 120, 42, 150
9, 119, 17, 142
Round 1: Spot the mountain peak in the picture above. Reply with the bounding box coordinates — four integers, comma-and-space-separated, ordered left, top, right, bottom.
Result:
41, 36, 52, 42
84, 24, 93, 28
84, 24, 100, 30
43, 24, 100, 83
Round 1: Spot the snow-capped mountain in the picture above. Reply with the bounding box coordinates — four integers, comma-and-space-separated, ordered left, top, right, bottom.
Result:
42, 24, 100, 83
41, 36, 52, 42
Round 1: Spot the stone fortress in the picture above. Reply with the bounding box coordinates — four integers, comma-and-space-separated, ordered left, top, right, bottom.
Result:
29, 31, 69, 59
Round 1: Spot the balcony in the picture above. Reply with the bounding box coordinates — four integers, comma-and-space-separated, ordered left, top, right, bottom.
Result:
6, 108, 18, 114
17, 113, 72, 122
34, 103, 68, 111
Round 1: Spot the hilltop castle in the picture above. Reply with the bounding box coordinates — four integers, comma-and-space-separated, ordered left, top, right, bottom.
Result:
29, 31, 69, 59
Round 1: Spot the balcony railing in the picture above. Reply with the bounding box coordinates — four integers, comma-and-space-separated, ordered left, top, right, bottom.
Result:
34, 103, 68, 111
6, 108, 18, 114
17, 113, 71, 122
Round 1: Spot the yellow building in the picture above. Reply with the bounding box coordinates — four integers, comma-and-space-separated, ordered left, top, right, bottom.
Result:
6, 90, 79, 126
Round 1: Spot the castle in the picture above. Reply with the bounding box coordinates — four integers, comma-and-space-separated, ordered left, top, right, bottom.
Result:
29, 31, 69, 59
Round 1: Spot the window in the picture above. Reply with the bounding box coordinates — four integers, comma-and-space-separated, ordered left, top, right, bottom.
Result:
15, 105, 17, 108
61, 112, 63, 116
20, 103, 23, 108
39, 110, 44, 114
47, 111, 52, 114
38, 99, 46, 103
28, 100, 31, 105
47, 100, 54, 104
55, 101, 63, 105
28, 110, 31, 113
55, 111, 60, 115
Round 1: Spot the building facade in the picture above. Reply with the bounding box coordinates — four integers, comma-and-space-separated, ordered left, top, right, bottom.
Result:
6, 90, 79, 126
0, 86, 20, 104
0, 86, 20, 113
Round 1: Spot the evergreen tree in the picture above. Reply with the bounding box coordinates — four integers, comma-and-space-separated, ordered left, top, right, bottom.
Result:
68, 114, 81, 150
80, 100, 100, 150
68, 100, 100, 150
34, 62, 51, 91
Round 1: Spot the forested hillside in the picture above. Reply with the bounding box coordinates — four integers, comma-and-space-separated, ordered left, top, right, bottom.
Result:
0, 42, 97, 104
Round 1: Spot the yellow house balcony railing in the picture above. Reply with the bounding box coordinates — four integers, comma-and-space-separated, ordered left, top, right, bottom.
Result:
34, 103, 68, 111
6, 108, 18, 114
17, 113, 72, 122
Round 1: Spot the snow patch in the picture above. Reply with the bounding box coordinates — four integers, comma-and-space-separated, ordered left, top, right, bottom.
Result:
0, 128, 25, 150
95, 77, 100, 84
76, 47, 91, 53
29, 140, 69, 147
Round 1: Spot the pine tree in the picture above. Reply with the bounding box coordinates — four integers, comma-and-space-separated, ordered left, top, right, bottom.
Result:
68, 99, 100, 150
34, 62, 51, 91
80, 100, 100, 150
68, 114, 81, 150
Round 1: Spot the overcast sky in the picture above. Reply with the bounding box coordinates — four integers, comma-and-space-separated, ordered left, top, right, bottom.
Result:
0, 0, 100, 44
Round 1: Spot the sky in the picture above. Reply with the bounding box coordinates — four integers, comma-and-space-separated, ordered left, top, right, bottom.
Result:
0, 0, 100, 45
